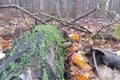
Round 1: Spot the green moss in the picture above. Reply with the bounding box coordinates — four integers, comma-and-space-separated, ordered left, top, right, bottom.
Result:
34, 25, 65, 79
0, 24, 64, 80
113, 24, 120, 39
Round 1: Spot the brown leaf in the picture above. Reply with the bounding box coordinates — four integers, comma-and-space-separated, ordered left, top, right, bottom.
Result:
0, 39, 11, 50
2, 36, 12, 41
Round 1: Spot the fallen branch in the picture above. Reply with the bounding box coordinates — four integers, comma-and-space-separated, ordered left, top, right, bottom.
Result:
36, 12, 68, 25
97, 8, 120, 24
88, 8, 120, 39
43, 13, 91, 33
71, 8, 97, 23
90, 19, 120, 39
0, 5, 92, 33
34, 12, 92, 33
0, 4, 46, 24
60, 8, 97, 33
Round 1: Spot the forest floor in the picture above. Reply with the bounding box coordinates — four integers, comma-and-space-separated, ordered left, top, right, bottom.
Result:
0, 6, 120, 80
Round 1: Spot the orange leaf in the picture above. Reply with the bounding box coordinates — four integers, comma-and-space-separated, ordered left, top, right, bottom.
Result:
73, 74, 89, 80
69, 33, 79, 41
71, 53, 92, 72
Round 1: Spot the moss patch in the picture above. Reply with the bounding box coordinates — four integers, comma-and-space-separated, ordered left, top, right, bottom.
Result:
0, 25, 64, 80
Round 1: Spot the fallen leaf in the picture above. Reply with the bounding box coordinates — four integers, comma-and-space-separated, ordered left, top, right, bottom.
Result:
0, 42, 11, 49
0, 39, 11, 50
71, 53, 92, 72
69, 33, 79, 41
0, 51, 6, 60
72, 74, 89, 80
2, 36, 12, 41
116, 50, 120, 56
70, 64, 82, 75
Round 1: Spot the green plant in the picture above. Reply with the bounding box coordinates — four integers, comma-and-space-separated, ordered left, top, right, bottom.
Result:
113, 24, 120, 38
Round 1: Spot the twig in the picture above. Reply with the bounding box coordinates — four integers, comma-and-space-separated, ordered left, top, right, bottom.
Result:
90, 8, 120, 39
0, 5, 91, 33
97, 8, 120, 24
61, 8, 97, 33
0, 4, 46, 24
35, 12, 92, 33
37, 12, 68, 25
93, 51, 102, 80
90, 18, 120, 39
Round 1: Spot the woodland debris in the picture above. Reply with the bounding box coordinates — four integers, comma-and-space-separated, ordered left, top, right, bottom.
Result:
86, 48, 120, 69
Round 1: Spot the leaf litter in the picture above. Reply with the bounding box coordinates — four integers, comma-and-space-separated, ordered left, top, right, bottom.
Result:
60, 18, 120, 80
0, 13, 120, 80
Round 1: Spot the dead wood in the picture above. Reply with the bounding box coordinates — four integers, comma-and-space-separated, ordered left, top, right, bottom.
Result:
33, 12, 92, 33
